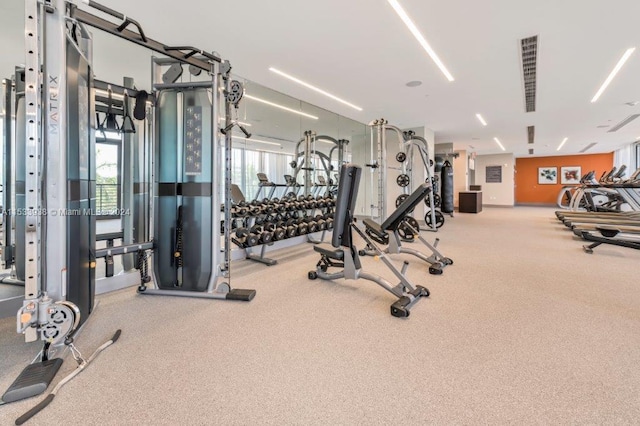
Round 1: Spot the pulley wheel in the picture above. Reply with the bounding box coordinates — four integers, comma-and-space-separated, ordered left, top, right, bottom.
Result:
396, 174, 410, 187
226, 80, 244, 106
425, 210, 445, 229
396, 152, 407, 163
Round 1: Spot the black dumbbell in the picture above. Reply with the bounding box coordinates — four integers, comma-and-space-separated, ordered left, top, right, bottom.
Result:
263, 203, 275, 214
263, 222, 280, 241
233, 228, 259, 247
286, 224, 298, 238
248, 205, 262, 216
273, 224, 286, 241
297, 220, 309, 235
325, 215, 334, 230
314, 214, 326, 230
251, 224, 273, 245
305, 217, 319, 233
234, 205, 249, 217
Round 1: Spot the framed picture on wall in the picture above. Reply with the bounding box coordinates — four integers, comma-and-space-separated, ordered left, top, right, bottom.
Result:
538, 167, 557, 184
561, 166, 581, 184
485, 165, 502, 183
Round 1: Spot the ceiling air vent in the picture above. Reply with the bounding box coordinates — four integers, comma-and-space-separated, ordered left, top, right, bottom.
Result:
521, 35, 538, 113
607, 114, 640, 132
527, 126, 535, 144
528, 148, 534, 155
580, 142, 598, 153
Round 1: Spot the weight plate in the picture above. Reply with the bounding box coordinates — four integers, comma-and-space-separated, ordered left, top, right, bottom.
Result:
425, 210, 445, 229
396, 152, 407, 163
397, 217, 416, 241
396, 174, 410, 187
396, 194, 409, 208
424, 193, 441, 208
404, 216, 420, 232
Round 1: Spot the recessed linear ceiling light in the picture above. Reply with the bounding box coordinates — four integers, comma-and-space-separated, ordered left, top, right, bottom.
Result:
607, 114, 640, 132
493, 137, 506, 151
232, 136, 281, 146
580, 142, 598, 153
244, 94, 319, 120
387, 0, 454, 82
557, 137, 568, 151
591, 47, 636, 103
475, 114, 487, 126
269, 67, 362, 111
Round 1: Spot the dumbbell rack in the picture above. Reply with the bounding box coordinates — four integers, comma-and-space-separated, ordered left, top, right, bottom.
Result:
229, 195, 336, 266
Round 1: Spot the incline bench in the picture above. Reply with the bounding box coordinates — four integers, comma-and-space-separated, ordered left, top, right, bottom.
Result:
361, 183, 453, 275
308, 164, 430, 318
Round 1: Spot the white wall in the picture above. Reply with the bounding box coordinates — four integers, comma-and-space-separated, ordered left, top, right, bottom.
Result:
474, 153, 515, 206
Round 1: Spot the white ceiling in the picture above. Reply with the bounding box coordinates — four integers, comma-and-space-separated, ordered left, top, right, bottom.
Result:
2, 0, 640, 157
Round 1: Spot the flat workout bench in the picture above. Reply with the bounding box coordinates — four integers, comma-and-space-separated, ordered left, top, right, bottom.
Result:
362, 183, 453, 275
308, 164, 430, 318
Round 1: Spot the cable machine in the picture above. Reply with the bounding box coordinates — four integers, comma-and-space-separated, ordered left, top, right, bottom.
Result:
3, 0, 254, 417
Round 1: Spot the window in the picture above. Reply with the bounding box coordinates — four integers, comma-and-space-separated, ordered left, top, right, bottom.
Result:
95, 141, 120, 216
230, 148, 297, 200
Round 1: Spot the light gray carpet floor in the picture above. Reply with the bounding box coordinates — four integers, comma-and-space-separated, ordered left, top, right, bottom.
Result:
1, 206, 639, 425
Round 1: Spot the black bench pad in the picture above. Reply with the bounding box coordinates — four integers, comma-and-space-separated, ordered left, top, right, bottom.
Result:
314, 243, 344, 260
363, 218, 386, 239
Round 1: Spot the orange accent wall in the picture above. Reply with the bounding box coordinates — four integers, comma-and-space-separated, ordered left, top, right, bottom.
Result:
515, 153, 614, 204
